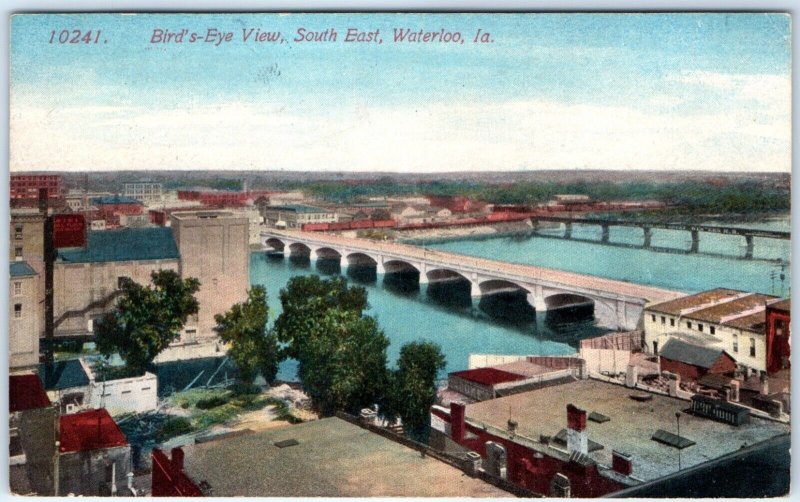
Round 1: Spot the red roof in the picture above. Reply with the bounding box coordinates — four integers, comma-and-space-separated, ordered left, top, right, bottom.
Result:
450, 367, 527, 386
59, 409, 128, 453
10, 374, 51, 412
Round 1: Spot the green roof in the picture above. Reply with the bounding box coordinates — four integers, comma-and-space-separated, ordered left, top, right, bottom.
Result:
38, 359, 90, 390
267, 204, 331, 214
10, 261, 37, 278
58, 227, 179, 264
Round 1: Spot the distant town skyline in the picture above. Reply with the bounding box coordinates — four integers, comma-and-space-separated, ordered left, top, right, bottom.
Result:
10, 13, 791, 173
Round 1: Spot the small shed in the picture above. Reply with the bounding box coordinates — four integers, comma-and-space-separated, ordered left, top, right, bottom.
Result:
658, 338, 737, 381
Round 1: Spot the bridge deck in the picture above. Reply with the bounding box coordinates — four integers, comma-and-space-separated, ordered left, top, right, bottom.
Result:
262, 230, 683, 304
531, 216, 790, 239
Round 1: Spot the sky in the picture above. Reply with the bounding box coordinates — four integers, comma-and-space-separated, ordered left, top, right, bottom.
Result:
9, 13, 792, 173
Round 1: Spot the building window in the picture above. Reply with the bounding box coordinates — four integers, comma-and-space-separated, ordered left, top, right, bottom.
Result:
775, 320, 784, 337
732, 334, 738, 353
698, 324, 704, 332
14, 247, 23, 259
13, 304, 22, 319
687, 322, 692, 329
13, 282, 21, 296
750, 338, 756, 357
710, 326, 716, 335
661, 316, 666, 325
670, 318, 675, 327
14, 225, 22, 240
651, 314, 656, 322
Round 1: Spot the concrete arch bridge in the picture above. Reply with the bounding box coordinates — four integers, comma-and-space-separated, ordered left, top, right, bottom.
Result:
260, 230, 683, 331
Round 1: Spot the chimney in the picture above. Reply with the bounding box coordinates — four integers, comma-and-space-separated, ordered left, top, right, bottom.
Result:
729, 380, 740, 402
612, 450, 633, 476
625, 364, 638, 388
450, 402, 466, 443
760, 373, 769, 396
170, 447, 185, 470
566, 404, 588, 455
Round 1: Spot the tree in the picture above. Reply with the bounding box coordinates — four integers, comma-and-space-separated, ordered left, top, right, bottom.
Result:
296, 309, 389, 416
273, 275, 387, 416
384, 341, 446, 438
95, 270, 200, 375
273, 275, 368, 360
213, 286, 279, 385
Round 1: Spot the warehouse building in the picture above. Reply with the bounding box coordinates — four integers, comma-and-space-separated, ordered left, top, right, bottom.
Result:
260, 204, 338, 229
643, 288, 786, 374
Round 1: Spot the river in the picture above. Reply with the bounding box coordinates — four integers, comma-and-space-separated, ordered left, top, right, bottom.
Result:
250, 216, 790, 381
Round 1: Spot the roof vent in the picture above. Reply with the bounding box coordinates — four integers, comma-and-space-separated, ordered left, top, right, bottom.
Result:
274, 439, 299, 448
651, 429, 695, 449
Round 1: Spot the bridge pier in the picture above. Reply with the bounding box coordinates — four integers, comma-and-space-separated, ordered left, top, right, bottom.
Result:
526, 293, 548, 313
564, 222, 572, 239
744, 235, 754, 259
643, 226, 652, 248
601, 224, 610, 243
339, 256, 349, 272
690, 230, 699, 253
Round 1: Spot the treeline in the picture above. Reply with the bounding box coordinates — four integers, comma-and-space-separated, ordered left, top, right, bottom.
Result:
277, 178, 789, 214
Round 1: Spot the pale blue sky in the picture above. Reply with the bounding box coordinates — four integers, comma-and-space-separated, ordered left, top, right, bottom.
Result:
9, 13, 792, 172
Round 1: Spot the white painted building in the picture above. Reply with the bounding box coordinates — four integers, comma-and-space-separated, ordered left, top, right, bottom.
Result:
644, 288, 782, 374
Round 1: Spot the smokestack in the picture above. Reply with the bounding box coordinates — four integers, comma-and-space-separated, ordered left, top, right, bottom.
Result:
450, 402, 466, 443
566, 404, 588, 455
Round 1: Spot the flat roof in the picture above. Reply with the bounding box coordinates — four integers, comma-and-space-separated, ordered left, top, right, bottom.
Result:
646, 288, 741, 316
464, 379, 789, 482
10, 375, 51, 412
686, 294, 775, 325
59, 409, 128, 453
265, 204, 332, 214
91, 195, 142, 205
768, 299, 791, 313
451, 367, 527, 386
57, 227, 179, 263
182, 416, 511, 497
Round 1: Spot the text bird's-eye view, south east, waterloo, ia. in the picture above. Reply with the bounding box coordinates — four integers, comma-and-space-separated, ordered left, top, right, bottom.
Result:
7, 11, 791, 498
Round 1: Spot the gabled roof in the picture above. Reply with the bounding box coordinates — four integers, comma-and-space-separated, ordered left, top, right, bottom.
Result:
659, 338, 729, 369
38, 359, 90, 390
10, 261, 37, 278
57, 227, 179, 263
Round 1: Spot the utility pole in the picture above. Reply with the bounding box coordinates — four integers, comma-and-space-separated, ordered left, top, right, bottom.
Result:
675, 411, 682, 471
40, 189, 55, 373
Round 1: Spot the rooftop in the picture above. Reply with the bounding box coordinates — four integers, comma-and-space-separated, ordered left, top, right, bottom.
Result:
685, 293, 776, 325
91, 195, 143, 205
59, 409, 128, 453
38, 359, 90, 390
170, 210, 237, 220
768, 299, 791, 313
646, 288, 742, 316
182, 416, 511, 497
464, 379, 789, 482
265, 204, 332, 214
659, 338, 729, 369
57, 227, 179, 263
10, 261, 37, 278
10, 374, 51, 412
451, 367, 528, 386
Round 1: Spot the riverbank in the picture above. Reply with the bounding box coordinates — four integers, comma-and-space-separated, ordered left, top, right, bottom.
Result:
395, 220, 540, 245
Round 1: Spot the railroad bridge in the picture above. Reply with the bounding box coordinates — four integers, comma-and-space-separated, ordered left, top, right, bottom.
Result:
260, 229, 683, 331
530, 216, 790, 259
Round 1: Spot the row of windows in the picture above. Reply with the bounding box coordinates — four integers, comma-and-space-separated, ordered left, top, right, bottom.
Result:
650, 314, 716, 335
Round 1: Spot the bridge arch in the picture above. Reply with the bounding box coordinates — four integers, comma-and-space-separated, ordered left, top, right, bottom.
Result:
315, 247, 342, 260
425, 267, 470, 284
544, 293, 595, 311
345, 252, 378, 268
264, 237, 285, 252
383, 260, 421, 275
288, 242, 312, 257
478, 279, 530, 297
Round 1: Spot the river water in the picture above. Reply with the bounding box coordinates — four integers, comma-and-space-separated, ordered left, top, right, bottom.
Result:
250, 216, 790, 381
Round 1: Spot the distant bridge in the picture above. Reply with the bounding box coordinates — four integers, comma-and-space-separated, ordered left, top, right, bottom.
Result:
260, 229, 684, 331
530, 216, 790, 259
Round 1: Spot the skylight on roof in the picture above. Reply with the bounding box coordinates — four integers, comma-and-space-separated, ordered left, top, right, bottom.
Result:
651, 429, 695, 449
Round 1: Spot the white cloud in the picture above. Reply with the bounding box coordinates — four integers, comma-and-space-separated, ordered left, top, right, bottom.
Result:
10, 91, 790, 173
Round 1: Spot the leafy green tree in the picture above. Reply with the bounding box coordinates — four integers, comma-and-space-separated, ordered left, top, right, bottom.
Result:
273, 275, 368, 360
296, 309, 389, 416
384, 341, 446, 438
95, 270, 200, 375
213, 286, 280, 385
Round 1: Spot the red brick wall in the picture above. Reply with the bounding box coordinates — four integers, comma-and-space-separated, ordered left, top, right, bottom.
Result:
431, 407, 626, 497
766, 308, 791, 373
